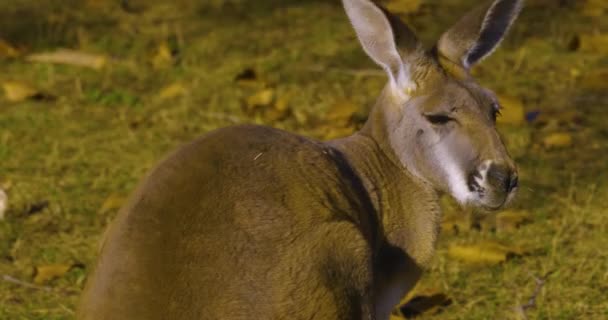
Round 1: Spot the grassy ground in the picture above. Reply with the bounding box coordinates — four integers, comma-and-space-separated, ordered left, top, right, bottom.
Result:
0, 0, 606, 319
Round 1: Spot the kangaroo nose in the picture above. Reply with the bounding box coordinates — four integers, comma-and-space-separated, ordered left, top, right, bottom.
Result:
487, 163, 517, 193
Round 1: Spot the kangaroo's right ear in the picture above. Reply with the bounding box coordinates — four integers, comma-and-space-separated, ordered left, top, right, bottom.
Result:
437, 0, 523, 71
342, 0, 419, 93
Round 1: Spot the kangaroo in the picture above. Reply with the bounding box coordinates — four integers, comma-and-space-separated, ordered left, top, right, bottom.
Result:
78, 0, 522, 319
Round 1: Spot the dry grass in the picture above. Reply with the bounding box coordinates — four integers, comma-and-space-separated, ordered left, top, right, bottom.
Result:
0, 1, 606, 319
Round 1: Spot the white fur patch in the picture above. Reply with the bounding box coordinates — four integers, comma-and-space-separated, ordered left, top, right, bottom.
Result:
476, 159, 492, 191
435, 145, 473, 204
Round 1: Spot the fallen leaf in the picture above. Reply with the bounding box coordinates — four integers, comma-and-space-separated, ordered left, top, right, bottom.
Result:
158, 83, 187, 100
246, 88, 275, 112
580, 68, 608, 91
576, 34, 608, 55
496, 210, 532, 233
447, 241, 525, 265
497, 95, 525, 125
580, 0, 608, 17
27, 49, 107, 70
384, 0, 423, 14
0, 39, 21, 58
0, 188, 7, 220
2, 81, 42, 102
274, 93, 291, 113
543, 133, 572, 149
99, 194, 127, 214
152, 42, 175, 69
33, 264, 74, 284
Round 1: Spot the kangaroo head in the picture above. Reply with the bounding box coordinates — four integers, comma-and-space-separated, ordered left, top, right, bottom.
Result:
344, 0, 522, 210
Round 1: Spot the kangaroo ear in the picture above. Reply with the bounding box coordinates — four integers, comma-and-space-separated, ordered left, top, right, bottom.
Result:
437, 0, 523, 70
342, 0, 419, 91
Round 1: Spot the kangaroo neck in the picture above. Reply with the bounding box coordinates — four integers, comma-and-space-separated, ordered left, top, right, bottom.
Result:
328, 127, 441, 267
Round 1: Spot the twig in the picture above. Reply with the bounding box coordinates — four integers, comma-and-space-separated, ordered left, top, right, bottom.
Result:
2, 274, 53, 292
512, 271, 554, 320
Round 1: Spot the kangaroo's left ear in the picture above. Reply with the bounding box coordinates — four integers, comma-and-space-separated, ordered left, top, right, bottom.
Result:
437, 0, 524, 70
342, 0, 420, 92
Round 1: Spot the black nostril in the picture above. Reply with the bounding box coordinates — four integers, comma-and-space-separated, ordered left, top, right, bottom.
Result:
487, 164, 517, 193
508, 175, 518, 193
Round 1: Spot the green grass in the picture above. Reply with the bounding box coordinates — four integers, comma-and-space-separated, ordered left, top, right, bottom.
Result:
0, 1, 607, 319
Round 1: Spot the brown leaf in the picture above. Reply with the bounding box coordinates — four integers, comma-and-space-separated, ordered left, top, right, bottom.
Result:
542, 133, 572, 149
27, 49, 107, 70
384, 0, 423, 14
99, 194, 127, 214
33, 264, 74, 284
447, 241, 525, 265
2, 81, 42, 102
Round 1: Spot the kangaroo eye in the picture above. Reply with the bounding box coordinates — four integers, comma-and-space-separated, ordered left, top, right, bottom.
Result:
491, 108, 501, 122
425, 114, 453, 125
490, 103, 500, 122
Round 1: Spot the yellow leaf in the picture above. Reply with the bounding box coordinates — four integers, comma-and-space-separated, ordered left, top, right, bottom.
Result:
577, 34, 608, 55
33, 264, 73, 284
2, 81, 41, 102
27, 49, 107, 70
158, 83, 187, 100
385, 0, 423, 14
152, 42, 175, 69
246, 89, 275, 111
496, 210, 532, 233
99, 194, 127, 214
447, 241, 524, 265
581, 0, 608, 17
543, 133, 572, 149
497, 95, 525, 125
274, 93, 291, 113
